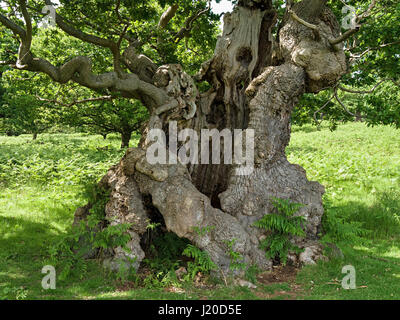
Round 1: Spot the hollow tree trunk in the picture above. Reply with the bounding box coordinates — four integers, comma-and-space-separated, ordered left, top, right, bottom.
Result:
75, 0, 347, 273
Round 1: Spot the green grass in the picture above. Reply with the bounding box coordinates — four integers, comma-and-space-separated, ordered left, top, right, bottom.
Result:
288, 123, 400, 299
295, 240, 400, 299
0, 123, 399, 300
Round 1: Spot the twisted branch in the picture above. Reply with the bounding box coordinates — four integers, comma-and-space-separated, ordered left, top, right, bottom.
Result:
289, 0, 377, 47
0, 2, 172, 111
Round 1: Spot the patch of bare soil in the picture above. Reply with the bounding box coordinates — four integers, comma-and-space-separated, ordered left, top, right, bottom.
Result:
257, 265, 298, 284
115, 280, 137, 291
254, 265, 304, 300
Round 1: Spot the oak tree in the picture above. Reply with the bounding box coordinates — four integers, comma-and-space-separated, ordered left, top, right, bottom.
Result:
1, 0, 395, 272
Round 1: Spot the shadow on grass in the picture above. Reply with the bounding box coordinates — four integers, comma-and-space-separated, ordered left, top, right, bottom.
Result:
328, 189, 400, 238
0, 214, 67, 257
0, 213, 67, 298
0, 211, 118, 300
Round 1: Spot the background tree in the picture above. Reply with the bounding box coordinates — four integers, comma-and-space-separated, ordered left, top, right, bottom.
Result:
0, 27, 16, 122
0, 0, 397, 273
0, 69, 5, 121
0, 70, 57, 138
52, 97, 149, 148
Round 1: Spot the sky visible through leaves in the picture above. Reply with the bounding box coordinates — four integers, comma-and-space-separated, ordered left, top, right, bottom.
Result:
211, 0, 233, 15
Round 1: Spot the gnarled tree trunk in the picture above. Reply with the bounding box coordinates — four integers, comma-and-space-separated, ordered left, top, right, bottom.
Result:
74, 0, 347, 273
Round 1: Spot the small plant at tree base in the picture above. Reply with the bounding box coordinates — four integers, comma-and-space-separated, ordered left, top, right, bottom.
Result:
224, 238, 247, 271
193, 225, 216, 237
140, 232, 190, 288
245, 264, 260, 284
92, 223, 132, 251
48, 227, 89, 281
113, 256, 140, 284
253, 198, 306, 265
182, 244, 217, 279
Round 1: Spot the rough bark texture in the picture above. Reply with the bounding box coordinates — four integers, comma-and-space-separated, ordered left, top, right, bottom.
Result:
67, 0, 348, 272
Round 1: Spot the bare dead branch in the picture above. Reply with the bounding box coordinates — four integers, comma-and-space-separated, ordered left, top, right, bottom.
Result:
288, 0, 377, 47
329, 0, 377, 45
289, 8, 319, 31
329, 28, 360, 45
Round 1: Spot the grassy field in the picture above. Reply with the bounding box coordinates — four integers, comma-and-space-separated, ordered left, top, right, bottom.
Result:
0, 122, 399, 300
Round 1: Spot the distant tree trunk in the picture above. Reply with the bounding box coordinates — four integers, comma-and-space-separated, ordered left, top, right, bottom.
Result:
355, 111, 363, 122
32, 132, 38, 140
102, 133, 108, 140
120, 130, 132, 149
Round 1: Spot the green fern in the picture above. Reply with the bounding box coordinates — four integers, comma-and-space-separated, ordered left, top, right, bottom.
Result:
182, 244, 217, 279
224, 238, 246, 271
48, 227, 89, 281
253, 198, 306, 265
92, 223, 132, 251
